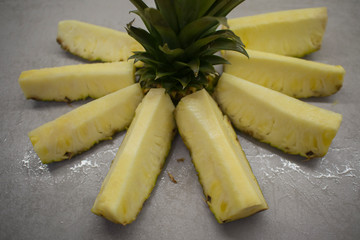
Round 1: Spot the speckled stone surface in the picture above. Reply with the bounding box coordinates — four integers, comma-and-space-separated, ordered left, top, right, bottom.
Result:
1, 0, 359, 239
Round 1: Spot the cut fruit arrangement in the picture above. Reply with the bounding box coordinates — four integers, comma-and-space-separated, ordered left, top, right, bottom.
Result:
19, 0, 344, 225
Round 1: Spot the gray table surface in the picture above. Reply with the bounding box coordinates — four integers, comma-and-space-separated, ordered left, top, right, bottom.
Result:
1, 0, 359, 239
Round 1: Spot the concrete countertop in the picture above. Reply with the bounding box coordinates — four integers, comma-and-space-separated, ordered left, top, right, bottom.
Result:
1, 0, 359, 239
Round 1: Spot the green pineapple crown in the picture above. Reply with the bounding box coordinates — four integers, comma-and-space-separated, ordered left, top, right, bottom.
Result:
126, 0, 248, 102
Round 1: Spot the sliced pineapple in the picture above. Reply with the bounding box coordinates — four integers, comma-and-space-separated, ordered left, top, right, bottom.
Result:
228, 7, 327, 57
223, 49, 345, 98
28, 84, 143, 164
57, 20, 143, 62
18, 62, 135, 101
175, 89, 268, 223
214, 73, 342, 158
92, 88, 176, 225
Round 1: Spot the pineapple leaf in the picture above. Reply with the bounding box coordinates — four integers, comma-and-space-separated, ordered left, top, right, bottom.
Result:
202, 38, 248, 57
187, 58, 201, 77
129, 0, 148, 10
179, 16, 227, 47
206, 0, 229, 16
200, 55, 230, 65
155, 0, 179, 33
143, 8, 180, 49
129, 0, 162, 42
138, 68, 156, 84
126, 22, 160, 57
173, 0, 199, 29
175, 75, 193, 89
155, 69, 177, 80
173, 0, 221, 29
199, 61, 216, 74
159, 44, 185, 62
211, 0, 245, 17
129, 52, 163, 66
197, 0, 217, 18
185, 29, 242, 56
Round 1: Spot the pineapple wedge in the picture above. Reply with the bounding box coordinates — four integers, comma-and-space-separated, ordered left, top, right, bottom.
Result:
28, 84, 143, 164
175, 89, 268, 223
92, 88, 176, 225
228, 7, 327, 57
57, 20, 143, 62
18, 62, 134, 101
214, 73, 342, 158
223, 49, 345, 98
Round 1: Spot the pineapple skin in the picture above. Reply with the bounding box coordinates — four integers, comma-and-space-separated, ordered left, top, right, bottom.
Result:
215, 73, 342, 159
223, 49, 345, 98
175, 89, 268, 223
18, 62, 135, 101
92, 88, 176, 225
57, 20, 144, 62
228, 7, 327, 57
28, 84, 143, 164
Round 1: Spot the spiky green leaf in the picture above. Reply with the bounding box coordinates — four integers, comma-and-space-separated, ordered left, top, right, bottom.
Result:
155, 0, 179, 33
187, 58, 200, 77
208, 0, 245, 17
179, 16, 227, 47
159, 44, 185, 62
126, 22, 159, 57
201, 38, 248, 57
185, 29, 243, 56
200, 55, 230, 65
143, 8, 180, 49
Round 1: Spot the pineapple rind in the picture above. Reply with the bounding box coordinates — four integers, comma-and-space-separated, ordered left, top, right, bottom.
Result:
57, 20, 144, 62
215, 73, 342, 158
18, 62, 135, 101
175, 89, 268, 223
28, 84, 143, 164
223, 49, 345, 98
92, 88, 176, 225
228, 7, 328, 57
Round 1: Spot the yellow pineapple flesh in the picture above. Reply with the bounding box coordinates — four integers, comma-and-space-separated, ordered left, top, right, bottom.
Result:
175, 89, 268, 223
28, 84, 143, 164
214, 73, 342, 158
228, 7, 327, 57
92, 88, 176, 225
18, 62, 135, 101
57, 20, 143, 62
223, 49, 345, 98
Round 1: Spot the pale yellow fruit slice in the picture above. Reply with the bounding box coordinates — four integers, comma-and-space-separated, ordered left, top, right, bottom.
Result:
228, 7, 327, 57
92, 88, 176, 225
18, 62, 135, 101
214, 73, 342, 158
223, 49, 345, 98
57, 20, 143, 62
28, 84, 143, 164
175, 89, 268, 223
